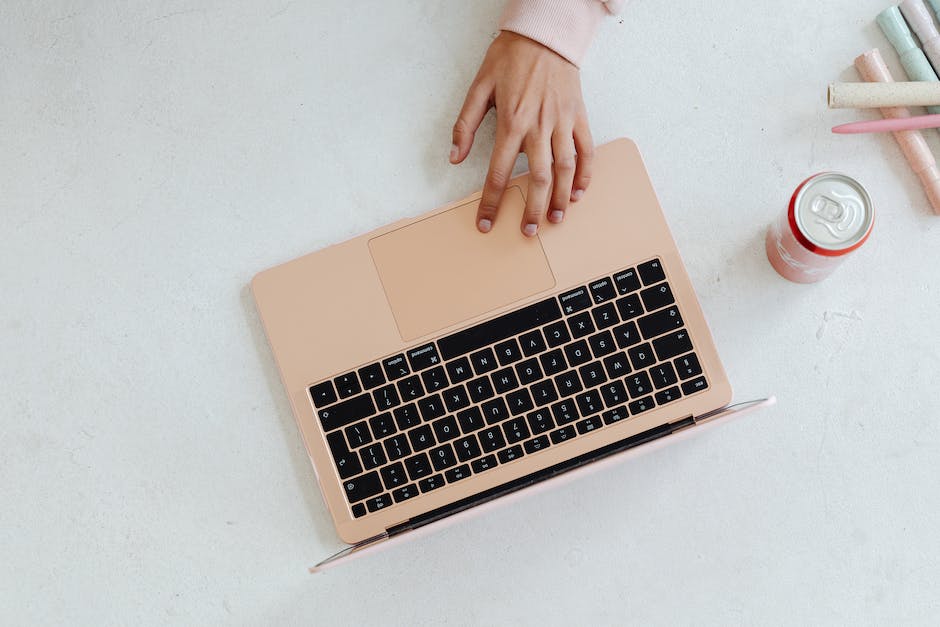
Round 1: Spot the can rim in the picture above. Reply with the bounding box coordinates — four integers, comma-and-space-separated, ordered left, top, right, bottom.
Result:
787, 172, 874, 257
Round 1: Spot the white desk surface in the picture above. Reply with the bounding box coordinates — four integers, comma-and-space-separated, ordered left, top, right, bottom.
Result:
3, 1, 939, 624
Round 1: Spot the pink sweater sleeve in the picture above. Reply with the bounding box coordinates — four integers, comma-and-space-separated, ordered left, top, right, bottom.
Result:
498, 0, 624, 67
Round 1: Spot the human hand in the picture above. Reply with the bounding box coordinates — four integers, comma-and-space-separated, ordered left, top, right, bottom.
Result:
450, 31, 595, 237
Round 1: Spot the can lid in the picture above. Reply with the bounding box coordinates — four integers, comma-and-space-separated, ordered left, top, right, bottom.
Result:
790, 173, 874, 256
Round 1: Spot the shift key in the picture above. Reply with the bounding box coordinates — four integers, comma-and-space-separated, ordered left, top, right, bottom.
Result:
318, 392, 375, 432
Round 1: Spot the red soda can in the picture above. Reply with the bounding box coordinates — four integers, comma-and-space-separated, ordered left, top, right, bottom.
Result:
766, 172, 874, 283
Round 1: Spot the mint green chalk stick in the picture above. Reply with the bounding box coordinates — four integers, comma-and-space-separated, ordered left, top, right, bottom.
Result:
877, 5, 940, 114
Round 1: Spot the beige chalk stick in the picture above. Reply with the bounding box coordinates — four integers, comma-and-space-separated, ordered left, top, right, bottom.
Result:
828, 81, 940, 108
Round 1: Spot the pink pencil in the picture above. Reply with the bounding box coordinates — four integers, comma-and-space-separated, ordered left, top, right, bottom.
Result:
833, 113, 940, 134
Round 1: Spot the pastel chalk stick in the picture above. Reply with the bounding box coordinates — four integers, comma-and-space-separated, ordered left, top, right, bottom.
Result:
877, 5, 940, 114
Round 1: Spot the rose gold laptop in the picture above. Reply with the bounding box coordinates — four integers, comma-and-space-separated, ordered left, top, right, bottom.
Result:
251, 138, 772, 571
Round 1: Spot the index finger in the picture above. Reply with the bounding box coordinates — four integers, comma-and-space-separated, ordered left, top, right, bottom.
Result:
476, 135, 522, 233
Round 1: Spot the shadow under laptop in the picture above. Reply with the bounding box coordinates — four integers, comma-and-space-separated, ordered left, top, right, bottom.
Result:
240, 284, 338, 548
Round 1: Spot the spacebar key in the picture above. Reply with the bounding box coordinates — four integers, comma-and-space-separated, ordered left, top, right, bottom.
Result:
438, 297, 563, 361
318, 392, 375, 432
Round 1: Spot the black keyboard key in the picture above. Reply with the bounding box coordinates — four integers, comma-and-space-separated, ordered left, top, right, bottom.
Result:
360, 444, 386, 470
526, 408, 555, 434
418, 393, 445, 422
396, 375, 423, 402
591, 302, 619, 330
641, 282, 675, 312
655, 386, 682, 405
519, 330, 547, 356
551, 399, 579, 425
629, 396, 655, 414
358, 363, 386, 390
445, 464, 472, 483
588, 330, 616, 358
404, 453, 432, 480
579, 360, 607, 388
419, 474, 445, 493
603, 352, 631, 378
530, 379, 559, 407
392, 484, 419, 503
564, 340, 591, 367
407, 343, 441, 372
366, 494, 393, 513
506, 388, 534, 415
382, 354, 410, 381
334, 372, 361, 399
575, 390, 603, 417
650, 362, 678, 389
654, 330, 693, 361
638, 307, 683, 339
523, 435, 550, 454
589, 277, 617, 304
345, 421, 372, 448
429, 443, 458, 471
319, 393, 376, 432
539, 348, 567, 376
481, 397, 510, 425
502, 417, 530, 444
352, 503, 367, 518
446, 357, 474, 384
470, 348, 498, 375
467, 376, 495, 403
559, 286, 592, 315
454, 435, 483, 462
613, 267, 641, 294
681, 377, 709, 395
554, 370, 583, 397
494, 338, 523, 366
370, 412, 396, 438
383, 434, 411, 461
628, 343, 656, 370
456, 406, 485, 433
674, 353, 703, 380
422, 365, 449, 393
438, 297, 562, 360
443, 385, 471, 412
515, 358, 543, 385
381, 462, 408, 489
612, 321, 642, 349
343, 471, 382, 503
568, 312, 595, 339
393, 403, 421, 430
638, 258, 666, 285
616, 294, 644, 320
550, 425, 577, 444
543, 321, 571, 347
498, 445, 524, 464
602, 405, 628, 424
479, 427, 506, 452
626, 372, 654, 398
310, 381, 337, 408
373, 384, 401, 412
600, 380, 628, 407
576, 415, 603, 434
472, 454, 498, 474
491, 367, 519, 394
327, 431, 362, 479
431, 415, 460, 442
408, 424, 436, 452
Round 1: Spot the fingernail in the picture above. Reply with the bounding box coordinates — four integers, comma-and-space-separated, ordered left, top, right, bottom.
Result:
550, 210, 564, 223
571, 189, 584, 201
478, 219, 492, 233
524, 223, 538, 237
449, 144, 459, 162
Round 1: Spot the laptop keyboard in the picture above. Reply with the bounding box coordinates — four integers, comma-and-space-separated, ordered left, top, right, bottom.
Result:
309, 257, 708, 519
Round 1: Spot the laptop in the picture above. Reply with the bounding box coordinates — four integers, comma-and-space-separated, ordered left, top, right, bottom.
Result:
251, 138, 772, 571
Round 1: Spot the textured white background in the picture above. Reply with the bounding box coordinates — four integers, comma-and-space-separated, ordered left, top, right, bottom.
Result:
2, 1, 939, 624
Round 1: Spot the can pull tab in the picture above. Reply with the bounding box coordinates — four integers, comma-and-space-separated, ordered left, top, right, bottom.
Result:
809, 191, 861, 239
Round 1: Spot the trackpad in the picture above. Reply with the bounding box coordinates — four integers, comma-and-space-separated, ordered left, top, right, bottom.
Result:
369, 187, 556, 342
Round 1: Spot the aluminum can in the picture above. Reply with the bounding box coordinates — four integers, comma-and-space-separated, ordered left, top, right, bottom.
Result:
765, 172, 874, 283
